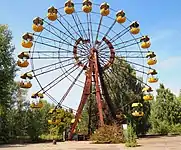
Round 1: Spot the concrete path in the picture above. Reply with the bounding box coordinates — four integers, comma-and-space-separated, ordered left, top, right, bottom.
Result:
0, 136, 181, 150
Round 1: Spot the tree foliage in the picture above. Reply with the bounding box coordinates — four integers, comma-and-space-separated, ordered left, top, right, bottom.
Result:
47, 108, 74, 140
149, 84, 181, 134
105, 58, 152, 135
177, 90, 181, 103
0, 25, 17, 143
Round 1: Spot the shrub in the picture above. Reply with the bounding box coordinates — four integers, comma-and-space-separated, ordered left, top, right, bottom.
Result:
90, 124, 124, 144
40, 134, 62, 140
169, 124, 181, 135
148, 120, 170, 135
125, 124, 137, 147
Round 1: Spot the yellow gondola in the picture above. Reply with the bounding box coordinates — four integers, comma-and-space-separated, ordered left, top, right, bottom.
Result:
21, 73, 33, 79
132, 111, 144, 117
148, 69, 157, 75
146, 51, 156, 58
147, 58, 157, 65
18, 52, 30, 59
48, 109, 56, 114
47, 6, 58, 21
148, 77, 158, 83
140, 35, 151, 49
38, 93, 44, 98
17, 60, 29, 68
143, 95, 154, 101
31, 93, 38, 99
100, 2, 110, 16
21, 41, 33, 48
130, 21, 140, 34
141, 41, 151, 49
30, 101, 43, 109
48, 118, 61, 125
64, 0, 75, 14
31, 93, 44, 99
82, 0, 92, 13
20, 81, 32, 89
48, 108, 62, 114
22, 33, 34, 41
21, 33, 34, 48
56, 109, 63, 113
142, 87, 153, 92
132, 103, 144, 117
116, 10, 126, 24
32, 17, 44, 32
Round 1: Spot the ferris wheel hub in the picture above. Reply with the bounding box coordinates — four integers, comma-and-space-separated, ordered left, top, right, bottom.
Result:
73, 37, 115, 71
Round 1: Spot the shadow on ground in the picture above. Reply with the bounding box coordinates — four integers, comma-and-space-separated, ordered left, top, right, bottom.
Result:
0, 144, 27, 148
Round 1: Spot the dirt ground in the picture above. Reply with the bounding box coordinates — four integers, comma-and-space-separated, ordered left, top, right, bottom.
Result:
0, 136, 181, 150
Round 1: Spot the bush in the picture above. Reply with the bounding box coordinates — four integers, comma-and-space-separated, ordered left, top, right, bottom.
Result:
148, 118, 181, 135
39, 134, 62, 140
148, 120, 170, 135
125, 124, 137, 147
90, 124, 124, 144
169, 124, 181, 135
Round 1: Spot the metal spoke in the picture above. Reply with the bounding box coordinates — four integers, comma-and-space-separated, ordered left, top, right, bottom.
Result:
58, 12, 83, 39
43, 60, 87, 93
56, 65, 86, 107
75, 12, 89, 40
98, 20, 116, 46
99, 53, 146, 59
89, 14, 94, 45
36, 65, 78, 94
31, 56, 85, 59
34, 41, 72, 53
95, 15, 103, 46
31, 33, 85, 51
34, 61, 75, 77
43, 20, 87, 51
28, 57, 74, 73
98, 26, 130, 50
34, 55, 87, 77
45, 93, 77, 112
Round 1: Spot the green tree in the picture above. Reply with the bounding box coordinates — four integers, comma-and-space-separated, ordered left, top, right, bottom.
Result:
44, 108, 74, 140
8, 83, 29, 138
0, 25, 17, 143
103, 58, 150, 135
39, 100, 54, 134
77, 107, 89, 134
26, 100, 54, 141
149, 84, 181, 134
177, 89, 181, 103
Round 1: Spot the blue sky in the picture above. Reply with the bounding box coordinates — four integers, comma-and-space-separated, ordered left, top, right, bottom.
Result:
1, 0, 181, 109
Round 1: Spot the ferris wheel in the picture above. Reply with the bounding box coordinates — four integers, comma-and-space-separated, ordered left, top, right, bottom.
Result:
17, 0, 158, 139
